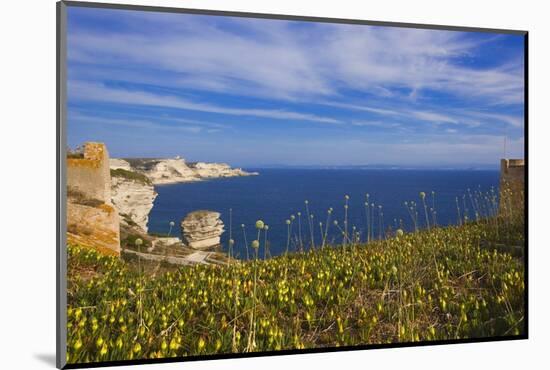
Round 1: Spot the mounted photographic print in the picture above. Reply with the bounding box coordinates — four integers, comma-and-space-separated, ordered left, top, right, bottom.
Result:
56, 1, 527, 368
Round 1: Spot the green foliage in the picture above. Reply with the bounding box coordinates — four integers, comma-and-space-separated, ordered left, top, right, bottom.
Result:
121, 233, 152, 250
110, 168, 151, 185
66, 216, 524, 364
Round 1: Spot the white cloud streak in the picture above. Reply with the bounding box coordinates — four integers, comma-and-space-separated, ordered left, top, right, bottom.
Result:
68, 13, 524, 106
68, 81, 342, 124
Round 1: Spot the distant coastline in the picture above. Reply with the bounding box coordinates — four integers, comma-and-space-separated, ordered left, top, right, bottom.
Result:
242, 164, 502, 171
110, 157, 258, 186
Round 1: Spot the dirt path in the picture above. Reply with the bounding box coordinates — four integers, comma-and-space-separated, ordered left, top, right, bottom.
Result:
123, 248, 213, 265
185, 251, 212, 264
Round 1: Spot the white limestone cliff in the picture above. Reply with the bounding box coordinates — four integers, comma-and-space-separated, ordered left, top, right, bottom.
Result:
192, 162, 256, 179
110, 172, 157, 232
108, 157, 256, 235
109, 157, 257, 185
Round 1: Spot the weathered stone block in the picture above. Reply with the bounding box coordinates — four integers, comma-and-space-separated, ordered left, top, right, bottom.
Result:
181, 211, 224, 250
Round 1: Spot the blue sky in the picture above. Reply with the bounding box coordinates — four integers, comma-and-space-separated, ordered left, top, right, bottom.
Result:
67, 7, 525, 167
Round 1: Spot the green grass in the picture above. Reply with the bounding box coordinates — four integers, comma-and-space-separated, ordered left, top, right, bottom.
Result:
66, 215, 524, 364
110, 168, 152, 185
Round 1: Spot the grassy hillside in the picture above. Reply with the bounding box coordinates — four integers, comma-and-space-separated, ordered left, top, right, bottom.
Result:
66, 217, 524, 364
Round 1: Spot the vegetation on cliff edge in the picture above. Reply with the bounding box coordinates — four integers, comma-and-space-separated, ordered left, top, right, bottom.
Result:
110, 168, 152, 185
66, 214, 524, 364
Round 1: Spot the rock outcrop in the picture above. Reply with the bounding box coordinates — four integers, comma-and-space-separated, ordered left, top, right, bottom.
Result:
111, 169, 157, 232
191, 162, 255, 179
110, 158, 133, 171
67, 202, 120, 256
106, 157, 255, 242
67, 142, 120, 256
181, 211, 225, 250
109, 157, 257, 185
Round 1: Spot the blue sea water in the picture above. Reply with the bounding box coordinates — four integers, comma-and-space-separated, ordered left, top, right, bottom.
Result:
148, 169, 499, 259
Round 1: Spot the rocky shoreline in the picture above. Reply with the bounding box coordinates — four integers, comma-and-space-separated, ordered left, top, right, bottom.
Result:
108, 156, 250, 254
110, 157, 257, 185
67, 142, 246, 265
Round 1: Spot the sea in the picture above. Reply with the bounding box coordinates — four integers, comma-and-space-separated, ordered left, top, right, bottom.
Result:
147, 169, 499, 259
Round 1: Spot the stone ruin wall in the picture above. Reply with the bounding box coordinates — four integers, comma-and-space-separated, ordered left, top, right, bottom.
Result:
67, 142, 120, 256
67, 143, 112, 203
499, 159, 525, 216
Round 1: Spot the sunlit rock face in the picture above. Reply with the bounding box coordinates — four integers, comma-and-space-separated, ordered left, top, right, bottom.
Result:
110, 157, 257, 185
67, 142, 120, 256
191, 162, 257, 179
111, 174, 157, 232
181, 211, 225, 250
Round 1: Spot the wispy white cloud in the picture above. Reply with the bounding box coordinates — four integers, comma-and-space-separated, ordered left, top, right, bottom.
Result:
350, 120, 401, 128
466, 112, 523, 128
68, 14, 524, 106
410, 110, 459, 124
69, 113, 208, 134
68, 81, 342, 124
321, 100, 522, 129
66, 9, 524, 164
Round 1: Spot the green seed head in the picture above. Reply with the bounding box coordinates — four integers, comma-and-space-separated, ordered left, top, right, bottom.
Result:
286, 219, 291, 225
251, 240, 260, 249
255, 220, 265, 229
134, 238, 143, 247
396, 229, 404, 237
420, 191, 426, 199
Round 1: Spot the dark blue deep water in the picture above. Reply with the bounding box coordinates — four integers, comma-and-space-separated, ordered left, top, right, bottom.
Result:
148, 169, 499, 259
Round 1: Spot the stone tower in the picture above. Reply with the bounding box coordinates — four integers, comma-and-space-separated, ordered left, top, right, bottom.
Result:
66, 142, 120, 256
499, 159, 525, 217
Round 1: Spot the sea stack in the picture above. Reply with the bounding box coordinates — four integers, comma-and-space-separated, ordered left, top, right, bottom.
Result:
181, 211, 225, 250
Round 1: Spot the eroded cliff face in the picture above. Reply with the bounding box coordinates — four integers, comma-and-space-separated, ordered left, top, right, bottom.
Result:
110, 157, 257, 185
181, 210, 225, 249
67, 201, 120, 256
108, 157, 256, 235
192, 162, 253, 179
110, 171, 157, 232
